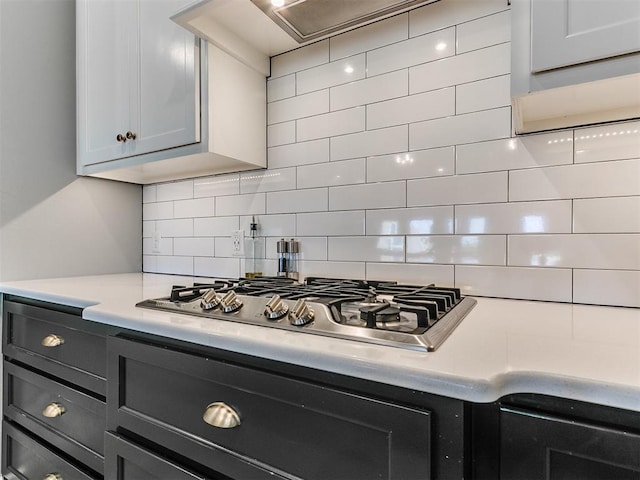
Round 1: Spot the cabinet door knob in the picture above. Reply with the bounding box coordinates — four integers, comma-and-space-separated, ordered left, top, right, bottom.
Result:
42, 402, 66, 418
203, 402, 241, 429
41, 334, 64, 347
42, 474, 63, 480
116, 133, 127, 143
126, 130, 137, 140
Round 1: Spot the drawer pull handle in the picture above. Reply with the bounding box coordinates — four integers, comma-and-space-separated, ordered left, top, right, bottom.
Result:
42, 402, 66, 418
203, 402, 241, 429
41, 334, 64, 347
42, 474, 63, 480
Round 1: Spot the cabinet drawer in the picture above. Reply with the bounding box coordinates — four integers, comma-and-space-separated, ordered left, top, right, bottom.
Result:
4, 361, 105, 474
3, 300, 107, 395
108, 336, 432, 480
2, 421, 98, 480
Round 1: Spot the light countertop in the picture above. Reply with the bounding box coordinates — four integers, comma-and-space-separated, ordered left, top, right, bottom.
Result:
1, 273, 639, 412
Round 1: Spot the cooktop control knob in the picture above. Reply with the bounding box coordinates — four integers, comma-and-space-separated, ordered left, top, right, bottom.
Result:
264, 294, 289, 320
220, 291, 243, 313
200, 289, 220, 310
289, 299, 314, 326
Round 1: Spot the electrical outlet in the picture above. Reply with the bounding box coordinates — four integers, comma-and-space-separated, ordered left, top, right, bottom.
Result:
231, 230, 245, 257
152, 231, 162, 254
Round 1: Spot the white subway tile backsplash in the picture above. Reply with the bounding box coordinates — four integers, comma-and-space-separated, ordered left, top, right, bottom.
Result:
331, 125, 408, 161
574, 121, 640, 163
410, 0, 507, 37
267, 121, 296, 147
194, 174, 240, 198
174, 198, 215, 218
456, 132, 573, 174
331, 70, 408, 111
329, 236, 405, 262
297, 158, 366, 189
408, 172, 508, 207
509, 159, 640, 201
268, 139, 330, 169
456, 75, 510, 114
330, 181, 406, 210
366, 206, 454, 235
240, 167, 297, 194
367, 147, 454, 182
330, 13, 408, 61
174, 237, 215, 257
267, 74, 296, 103
297, 107, 365, 142
508, 234, 640, 270
297, 211, 365, 236
456, 10, 510, 54
268, 90, 329, 125
455, 265, 573, 302
409, 107, 511, 150
156, 180, 193, 202
367, 262, 454, 285
193, 216, 239, 237
573, 269, 640, 308
455, 201, 572, 234
406, 235, 506, 265
367, 27, 455, 77
296, 54, 365, 95
216, 193, 266, 216
573, 197, 640, 233
143, 6, 638, 307
270, 40, 329, 78
267, 188, 328, 214
367, 87, 454, 130
409, 42, 510, 94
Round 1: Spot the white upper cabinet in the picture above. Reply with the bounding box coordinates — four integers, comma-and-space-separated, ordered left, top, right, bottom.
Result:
511, 0, 640, 134
77, 0, 266, 185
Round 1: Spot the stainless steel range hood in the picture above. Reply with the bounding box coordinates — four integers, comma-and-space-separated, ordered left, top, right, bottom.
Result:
172, 0, 439, 76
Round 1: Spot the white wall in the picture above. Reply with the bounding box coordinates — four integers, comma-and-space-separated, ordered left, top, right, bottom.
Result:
142, 0, 640, 308
0, 0, 141, 281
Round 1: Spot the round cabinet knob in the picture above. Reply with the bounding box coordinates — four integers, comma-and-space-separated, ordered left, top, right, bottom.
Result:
116, 133, 127, 143
220, 291, 243, 313
126, 130, 137, 140
203, 402, 241, 429
289, 299, 314, 326
41, 334, 64, 347
42, 402, 66, 418
42, 474, 63, 480
200, 288, 220, 310
264, 294, 289, 320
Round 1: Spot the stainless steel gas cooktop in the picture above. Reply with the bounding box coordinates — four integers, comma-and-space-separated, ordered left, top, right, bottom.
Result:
136, 277, 476, 352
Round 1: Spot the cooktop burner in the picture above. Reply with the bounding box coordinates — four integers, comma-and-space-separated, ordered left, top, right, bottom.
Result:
136, 277, 476, 351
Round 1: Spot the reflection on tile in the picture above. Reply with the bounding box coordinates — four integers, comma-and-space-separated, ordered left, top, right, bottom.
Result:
366, 206, 453, 235
573, 197, 640, 233
455, 201, 571, 234
456, 132, 573, 174
367, 87, 454, 130
240, 168, 296, 194
367, 147, 454, 182
330, 181, 406, 210
406, 235, 506, 265
329, 236, 405, 262
367, 262, 454, 285
297, 159, 365, 189
574, 269, 640, 307
194, 174, 240, 198
297, 54, 365, 95
574, 121, 640, 163
408, 172, 507, 207
508, 234, 640, 269
455, 265, 572, 302
297, 211, 365, 236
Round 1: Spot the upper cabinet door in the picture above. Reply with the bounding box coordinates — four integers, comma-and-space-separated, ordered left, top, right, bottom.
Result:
77, 0, 138, 165
531, 0, 640, 72
77, 0, 198, 167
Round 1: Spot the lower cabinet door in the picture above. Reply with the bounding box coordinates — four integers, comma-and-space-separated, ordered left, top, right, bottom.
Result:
2, 421, 98, 480
501, 407, 640, 480
104, 432, 205, 480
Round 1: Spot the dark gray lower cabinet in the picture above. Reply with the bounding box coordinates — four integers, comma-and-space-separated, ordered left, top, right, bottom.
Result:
500, 406, 640, 480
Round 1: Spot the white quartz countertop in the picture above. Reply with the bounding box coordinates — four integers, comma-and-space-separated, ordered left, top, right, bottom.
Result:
1, 273, 639, 412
